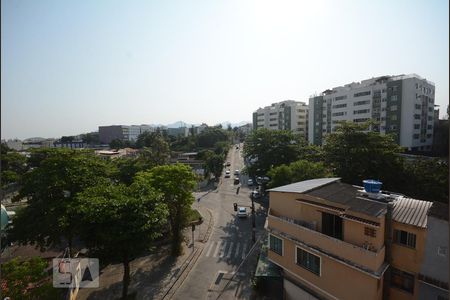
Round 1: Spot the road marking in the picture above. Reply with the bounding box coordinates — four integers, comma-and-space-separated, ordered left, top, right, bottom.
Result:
213, 241, 222, 258
205, 242, 214, 257
219, 242, 226, 257
241, 243, 247, 259
226, 242, 234, 258
234, 243, 240, 258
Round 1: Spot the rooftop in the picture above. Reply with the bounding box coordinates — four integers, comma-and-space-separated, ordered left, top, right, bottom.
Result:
269, 178, 434, 225
428, 201, 449, 221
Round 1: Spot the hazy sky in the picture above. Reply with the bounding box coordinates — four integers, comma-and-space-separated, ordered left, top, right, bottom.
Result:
2, 0, 448, 139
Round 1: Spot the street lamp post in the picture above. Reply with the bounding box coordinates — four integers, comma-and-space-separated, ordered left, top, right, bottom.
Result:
251, 194, 256, 243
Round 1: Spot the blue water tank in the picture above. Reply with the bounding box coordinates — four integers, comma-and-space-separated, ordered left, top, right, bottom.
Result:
363, 180, 382, 193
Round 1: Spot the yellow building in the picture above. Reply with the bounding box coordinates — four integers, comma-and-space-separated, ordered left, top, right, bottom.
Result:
266, 178, 432, 300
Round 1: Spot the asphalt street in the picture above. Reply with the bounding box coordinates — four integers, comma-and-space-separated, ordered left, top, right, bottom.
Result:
173, 144, 267, 300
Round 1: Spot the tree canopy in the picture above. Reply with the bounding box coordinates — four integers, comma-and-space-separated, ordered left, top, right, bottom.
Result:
76, 180, 168, 299
134, 164, 197, 255
268, 160, 333, 188
243, 129, 307, 176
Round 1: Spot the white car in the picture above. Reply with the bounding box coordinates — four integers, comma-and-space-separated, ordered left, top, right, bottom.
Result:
247, 179, 253, 186
234, 170, 240, 175
237, 207, 247, 218
225, 170, 231, 178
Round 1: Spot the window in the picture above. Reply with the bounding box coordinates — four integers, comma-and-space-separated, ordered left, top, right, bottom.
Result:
428, 116, 433, 121
269, 234, 283, 256
296, 247, 321, 276
332, 112, 346, 117
269, 112, 277, 116
335, 95, 347, 101
391, 268, 414, 293
322, 212, 343, 240
414, 124, 420, 130
269, 118, 277, 121
354, 109, 370, 114
438, 246, 448, 257
354, 91, 371, 97
390, 105, 398, 111
414, 114, 421, 120
364, 227, 376, 237
391, 95, 398, 101
413, 134, 419, 139
427, 125, 433, 130
427, 134, 432, 139
394, 229, 416, 248
391, 115, 397, 121
354, 118, 370, 123
354, 100, 370, 106
382, 98, 387, 102
333, 103, 347, 109
415, 104, 421, 109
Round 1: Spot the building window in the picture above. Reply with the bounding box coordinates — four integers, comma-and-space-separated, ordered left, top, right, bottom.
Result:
438, 246, 448, 257
321, 212, 343, 240
391, 115, 397, 121
391, 268, 415, 293
427, 134, 432, 139
354, 100, 371, 106
415, 104, 421, 109
390, 105, 398, 111
364, 227, 376, 237
413, 134, 420, 139
391, 95, 398, 101
333, 103, 347, 109
427, 125, 433, 130
332, 112, 346, 117
354, 109, 370, 114
269, 234, 283, 256
296, 247, 321, 276
354, 91, 371, 97
335, 95, 347, 101
414, 114, 421, 120
394, 229, 416, 248
414, 124, 420, 130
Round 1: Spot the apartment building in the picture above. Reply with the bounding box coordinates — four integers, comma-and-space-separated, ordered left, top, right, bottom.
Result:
252, 100, 309, 139
266, 178, 433, 300
308, 74, 436, 151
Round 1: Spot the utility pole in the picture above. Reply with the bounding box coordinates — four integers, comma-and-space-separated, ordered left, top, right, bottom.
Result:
191, 224, 195, 252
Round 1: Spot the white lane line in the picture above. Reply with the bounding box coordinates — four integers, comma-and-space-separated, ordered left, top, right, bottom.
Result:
234, 243, 241, 258
213, 241, 222, 258
219, 242, 226, 257
205, 242, 214, 257
226, 242, 234, 258
241, 243, 247, 259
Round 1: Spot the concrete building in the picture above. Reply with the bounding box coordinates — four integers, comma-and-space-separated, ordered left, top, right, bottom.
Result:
266, 178, 433, 300
418, 202, 449, 300
4, 139, 23, 151
308, 74, 436, 151
252, 100, 309, 139
99, 124, 158, 144
167, 127, 189, 138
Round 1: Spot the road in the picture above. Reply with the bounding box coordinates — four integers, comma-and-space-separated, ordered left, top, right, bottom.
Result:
173, 144, 267, 300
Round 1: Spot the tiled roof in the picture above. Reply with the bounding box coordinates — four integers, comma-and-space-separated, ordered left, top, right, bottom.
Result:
392, 197, 433, 228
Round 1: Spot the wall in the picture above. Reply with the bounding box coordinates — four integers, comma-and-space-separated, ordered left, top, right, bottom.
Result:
269, 236, 382, 300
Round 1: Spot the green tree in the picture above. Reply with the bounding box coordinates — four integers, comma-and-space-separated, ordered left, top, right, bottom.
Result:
134, 164, 197, 256
268, 160, 333, 188
113, 157, 142, 185
110, 138, 125, 150
196, 127, 229, 148
205, 154, 225, 180
76, 181, 168, 299
243, 129, 306, 176
135, 131, 171, 165
323, 121, 404, 189
10, 149, 114, 255
1, 145, 27, 188
398, 158, 448, 203
1, 257, 61, 299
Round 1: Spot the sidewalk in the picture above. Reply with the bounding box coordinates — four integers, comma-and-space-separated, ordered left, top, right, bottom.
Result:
76, 206, 214, 300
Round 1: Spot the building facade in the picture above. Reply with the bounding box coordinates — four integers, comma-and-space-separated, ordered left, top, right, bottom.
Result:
266, 178, 433, 300
418, 202, 449, 300
308, 74, 436, 151
99, 124, 157, 144
253, 100, 309, 139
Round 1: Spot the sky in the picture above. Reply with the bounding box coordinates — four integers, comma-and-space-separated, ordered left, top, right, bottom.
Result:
1, 0, 449, 139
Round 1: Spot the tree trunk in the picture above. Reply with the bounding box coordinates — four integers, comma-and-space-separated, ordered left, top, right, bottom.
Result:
122, 257, 130, 299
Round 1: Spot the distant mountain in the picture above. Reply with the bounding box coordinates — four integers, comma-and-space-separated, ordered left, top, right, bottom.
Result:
217, 121, 251, 128
166, 121, 194, 128
147, 120, 250, 129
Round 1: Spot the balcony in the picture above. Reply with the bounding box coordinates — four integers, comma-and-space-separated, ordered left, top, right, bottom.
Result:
267, 209, 385, 273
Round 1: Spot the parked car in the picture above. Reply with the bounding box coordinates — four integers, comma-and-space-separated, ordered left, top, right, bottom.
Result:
247, 179, 253, 186
234, 177, 240, 185
226, 162, 231, 166
237, 207, 247, 218
234, 170, 240, 175
225, 170, 231, 178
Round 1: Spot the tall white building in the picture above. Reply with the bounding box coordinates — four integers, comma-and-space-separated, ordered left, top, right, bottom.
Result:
308, 74, 436, 151
252, 100, 309, 139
